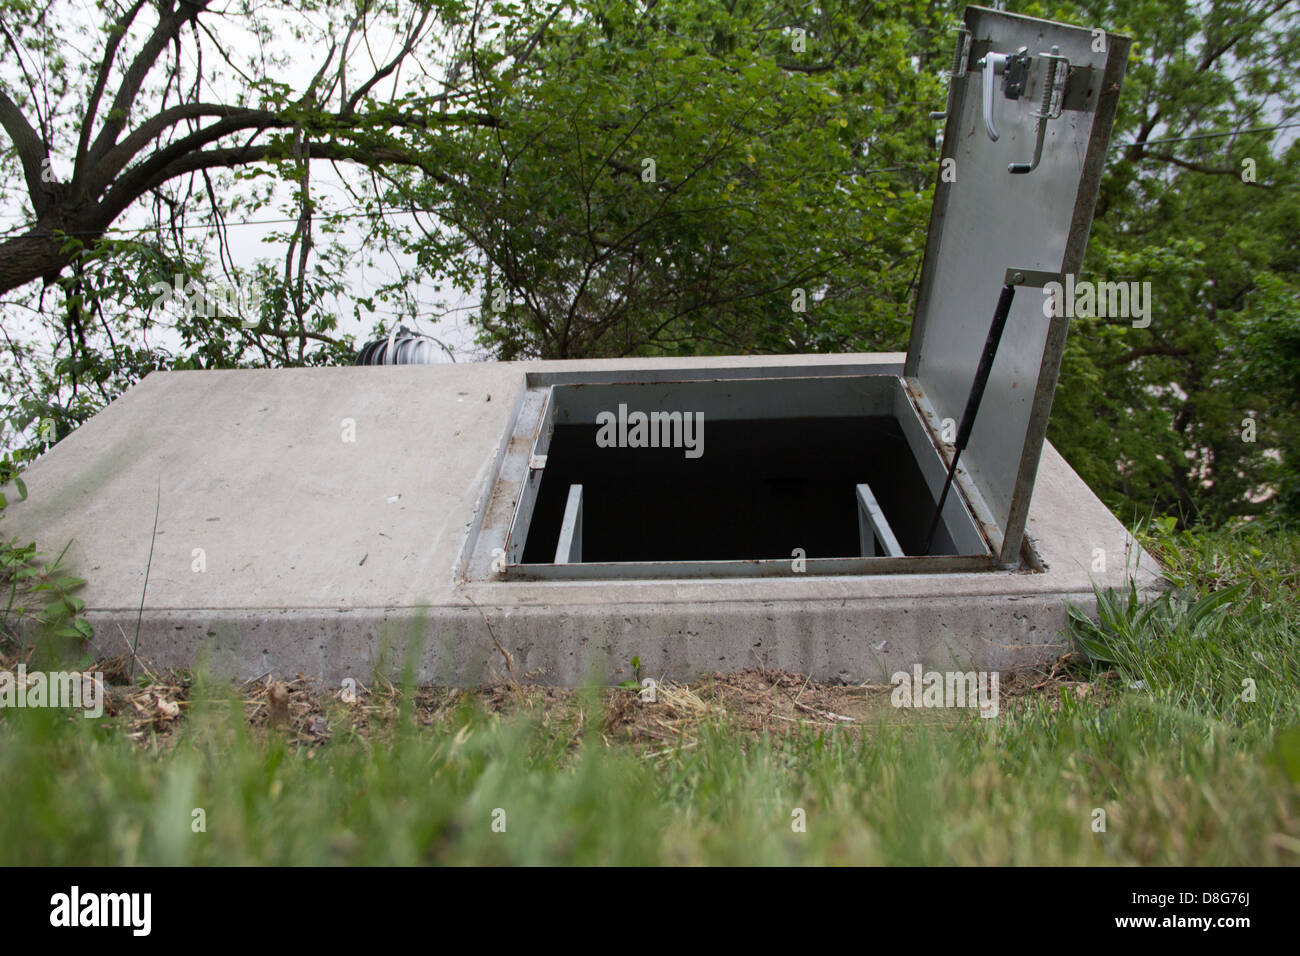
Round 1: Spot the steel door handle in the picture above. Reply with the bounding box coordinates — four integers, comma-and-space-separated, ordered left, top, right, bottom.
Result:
980, 52, 1010, 141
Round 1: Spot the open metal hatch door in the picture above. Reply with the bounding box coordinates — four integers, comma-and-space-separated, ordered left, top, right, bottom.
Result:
905, 6, 1130, 564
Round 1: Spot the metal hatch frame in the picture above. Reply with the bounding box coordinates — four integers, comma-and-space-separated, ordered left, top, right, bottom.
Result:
486, 368, 996, 581
904, 5, 1131, 564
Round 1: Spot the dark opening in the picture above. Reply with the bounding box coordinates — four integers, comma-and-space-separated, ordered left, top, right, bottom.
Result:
520, 416, 956, 563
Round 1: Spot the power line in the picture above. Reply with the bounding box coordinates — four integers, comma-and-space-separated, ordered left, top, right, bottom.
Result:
0, 206, 442, 241
1118, 120, 1300, 149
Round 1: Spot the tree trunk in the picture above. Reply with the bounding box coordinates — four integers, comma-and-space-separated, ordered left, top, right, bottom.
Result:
0, 220, 102, 294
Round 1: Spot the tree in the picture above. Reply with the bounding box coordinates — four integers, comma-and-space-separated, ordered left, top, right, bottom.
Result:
1039, 0, 1300, 524
419, 0, 945, 359
0, 0, 513, 293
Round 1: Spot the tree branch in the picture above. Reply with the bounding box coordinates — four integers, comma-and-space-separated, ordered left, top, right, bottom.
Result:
101, 140, 450, 223
1144, 150, 1268, 183
74, 0, 151, 189
343, 6, 432, 115
1107, 344, 1191, 367
0, 87, 50, 215
86, 0, 214, 169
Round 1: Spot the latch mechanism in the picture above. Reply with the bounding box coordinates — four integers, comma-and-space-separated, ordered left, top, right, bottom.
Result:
1002, 48, 1032, 98
929, 25, 972, 121
963, 43, 1075, 173
1010, 47, 1071, 174
978, 45, 1029, 141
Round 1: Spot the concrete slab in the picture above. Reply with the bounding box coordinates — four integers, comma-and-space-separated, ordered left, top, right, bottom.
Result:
3, 354, 1163, 686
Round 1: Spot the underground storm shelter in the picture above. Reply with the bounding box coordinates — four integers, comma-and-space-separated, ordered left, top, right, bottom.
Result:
3, 7, 1164, 685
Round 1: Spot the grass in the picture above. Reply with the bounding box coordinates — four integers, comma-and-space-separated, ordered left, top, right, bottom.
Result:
1, 521, 1298, 865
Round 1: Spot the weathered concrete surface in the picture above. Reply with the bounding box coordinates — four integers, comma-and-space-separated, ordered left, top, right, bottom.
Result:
3, 354, 1163, 685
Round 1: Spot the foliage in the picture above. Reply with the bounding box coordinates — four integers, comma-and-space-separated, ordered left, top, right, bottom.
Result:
422, 0, 943, 358
1071, 518, 1298, 736
1041, 0, 1300, 525
0, 465, 91, 649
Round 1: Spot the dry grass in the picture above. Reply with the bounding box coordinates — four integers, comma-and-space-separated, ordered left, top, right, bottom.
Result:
0, 637, 1122, 756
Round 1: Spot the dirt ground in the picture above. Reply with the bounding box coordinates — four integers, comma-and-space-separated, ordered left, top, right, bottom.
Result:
0, 643, 1114, 750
